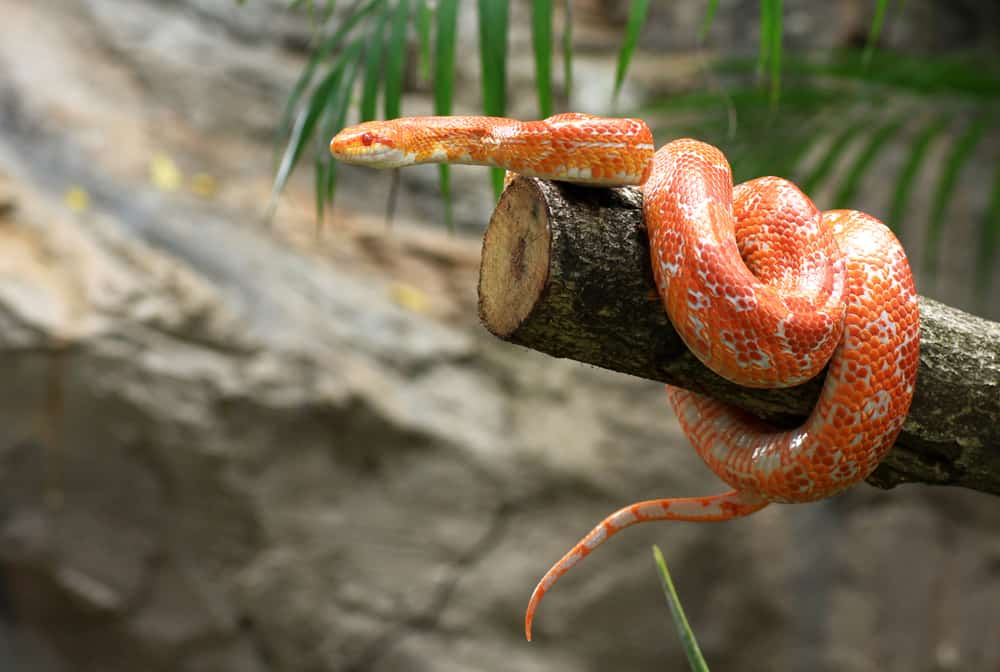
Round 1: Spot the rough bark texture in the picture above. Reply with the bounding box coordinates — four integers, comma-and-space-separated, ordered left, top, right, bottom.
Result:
479, 176, 1000, 496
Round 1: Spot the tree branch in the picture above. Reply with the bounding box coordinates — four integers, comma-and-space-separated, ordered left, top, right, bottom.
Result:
477, 177, 1000, 496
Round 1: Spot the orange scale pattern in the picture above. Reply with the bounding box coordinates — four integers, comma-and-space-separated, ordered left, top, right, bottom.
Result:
527, 139, 917, 639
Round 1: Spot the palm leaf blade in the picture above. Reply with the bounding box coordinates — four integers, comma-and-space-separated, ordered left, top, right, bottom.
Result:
888, 117, 947, 233
975, 161, 1000, 304
800, 122, 864, 199
532, 0, 555, 118
359, 1, 390, 122
924, 116, 989, 282
271, 49, 355, 213
863, 0, 891, 66
699, 0, 720, 42
321, 46, 364, 218
478, 0, 509, 196
415, 0, 433, 81
562, 0, 574, 100
613, 0, 650, 101
275, 0, 378, 158
434, 0, 460, 229
383, 0, 411, 120
833, 116, 906, 209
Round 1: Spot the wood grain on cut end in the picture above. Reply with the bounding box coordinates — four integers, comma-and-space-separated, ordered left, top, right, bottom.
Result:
478, 179, 552, 338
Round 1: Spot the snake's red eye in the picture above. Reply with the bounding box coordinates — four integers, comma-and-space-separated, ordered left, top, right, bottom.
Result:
361, 132, 375, 146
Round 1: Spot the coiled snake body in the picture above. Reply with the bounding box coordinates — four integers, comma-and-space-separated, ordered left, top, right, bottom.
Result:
330, 113, 920, 641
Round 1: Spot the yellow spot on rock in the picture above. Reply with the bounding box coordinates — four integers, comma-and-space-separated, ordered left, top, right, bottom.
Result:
190, 172, 219, 198
64, 186, 90, 212
389, 283, 430, 313
150, 154, 182, 191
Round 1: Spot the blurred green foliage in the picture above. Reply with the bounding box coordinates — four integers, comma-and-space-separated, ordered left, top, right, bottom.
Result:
268, 0, 1000, 304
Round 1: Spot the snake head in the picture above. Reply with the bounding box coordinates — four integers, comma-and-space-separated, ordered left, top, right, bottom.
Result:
329, 121, 411, 168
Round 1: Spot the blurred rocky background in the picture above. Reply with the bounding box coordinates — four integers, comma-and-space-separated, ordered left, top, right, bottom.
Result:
0, 1, 997, 671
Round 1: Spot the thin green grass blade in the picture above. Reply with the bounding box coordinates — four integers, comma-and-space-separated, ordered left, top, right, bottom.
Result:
415, 0, 433, 81
766, 0, 782, 107
800, 122, 865, 200
434, 0, 459, 115
754, 0, 783, 106
975, 160, 1000, 306
359, 0, 390, 121
699, 0, 720, 42
384, 0, 410, 120
888, 117, 947, 233
613, 0, 650, 101
478, 0, 509, 197
652, 546, 710, 672
272, 108, 310, 216
435, 0, 459, 230
532, 0, 555, 118
832, 116, 906, 208
925, 115, 989, 282
562, 0, 573, 101
862, 0, 891, 67
757, 0, 772, 79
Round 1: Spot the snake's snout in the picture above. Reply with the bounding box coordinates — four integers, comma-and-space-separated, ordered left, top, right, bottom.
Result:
329, 123, 410, 168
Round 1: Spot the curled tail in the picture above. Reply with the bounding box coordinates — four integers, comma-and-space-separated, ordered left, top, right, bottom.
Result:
524, 489, 767, 641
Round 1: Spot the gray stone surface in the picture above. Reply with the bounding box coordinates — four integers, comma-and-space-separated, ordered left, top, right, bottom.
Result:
0, 2, 996, 672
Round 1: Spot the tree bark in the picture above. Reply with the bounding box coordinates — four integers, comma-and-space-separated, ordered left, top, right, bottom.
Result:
478, 176, 1000, 496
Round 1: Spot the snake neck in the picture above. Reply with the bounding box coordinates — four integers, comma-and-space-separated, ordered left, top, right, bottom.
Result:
330, 115, 655, 186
